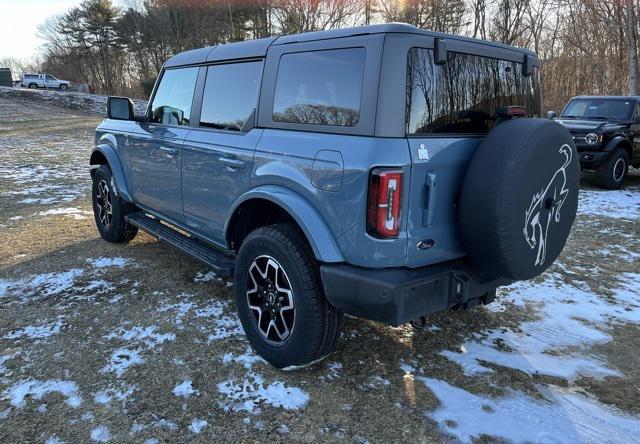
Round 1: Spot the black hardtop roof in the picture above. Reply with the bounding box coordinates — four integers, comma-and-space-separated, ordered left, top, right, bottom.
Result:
164, 22, 536, 68
570, 95, 640, 101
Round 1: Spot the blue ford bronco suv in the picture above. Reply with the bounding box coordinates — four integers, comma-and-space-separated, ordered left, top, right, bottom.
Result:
91, 23, 580, 368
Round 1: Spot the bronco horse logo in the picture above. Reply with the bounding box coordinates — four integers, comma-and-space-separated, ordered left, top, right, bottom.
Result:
523, 144, 573, 266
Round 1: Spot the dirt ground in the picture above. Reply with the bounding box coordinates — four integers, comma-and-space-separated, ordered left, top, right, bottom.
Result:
1, 90, 639, 443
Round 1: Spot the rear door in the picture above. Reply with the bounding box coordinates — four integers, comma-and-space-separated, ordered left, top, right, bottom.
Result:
402, 46, 541, 267
181, 60, 264, 244
130, 66, 199, 222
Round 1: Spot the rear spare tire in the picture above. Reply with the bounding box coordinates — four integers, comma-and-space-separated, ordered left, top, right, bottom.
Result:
459, 118, 580, 281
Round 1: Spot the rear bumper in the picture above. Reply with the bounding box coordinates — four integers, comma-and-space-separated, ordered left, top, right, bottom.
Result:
320, 259, 511, 326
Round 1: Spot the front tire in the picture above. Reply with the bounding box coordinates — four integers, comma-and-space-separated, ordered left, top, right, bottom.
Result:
596, 148, 629, 190
92, 165, 138, 243
59, 84, 68, 90
234, 224, 343, 368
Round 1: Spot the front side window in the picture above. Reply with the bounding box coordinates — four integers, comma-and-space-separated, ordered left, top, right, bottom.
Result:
46, 75, 56, 81
273, 48, 365, 127
200, 61, 263, 131
407, 48, 541, 135
150, 67, 199, 126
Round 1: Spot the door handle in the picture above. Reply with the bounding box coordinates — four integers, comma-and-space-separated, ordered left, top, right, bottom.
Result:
219, 156, 245, 169
160, 146, 178, 156
423, 172, 437, 227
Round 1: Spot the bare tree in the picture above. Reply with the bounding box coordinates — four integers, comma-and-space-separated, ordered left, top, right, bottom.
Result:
628, 0, 638, 94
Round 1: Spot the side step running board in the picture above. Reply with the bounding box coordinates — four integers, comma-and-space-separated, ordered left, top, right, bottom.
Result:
125, 212, 234, 276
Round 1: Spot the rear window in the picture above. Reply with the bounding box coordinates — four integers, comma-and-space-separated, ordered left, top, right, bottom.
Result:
407, 48, 541, 135
273, 48, 365, 127
200, 60, 263, 131
24, 75, 37, 79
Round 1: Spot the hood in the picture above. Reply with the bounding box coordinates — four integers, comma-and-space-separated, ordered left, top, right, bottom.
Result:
554, 119, 625, 133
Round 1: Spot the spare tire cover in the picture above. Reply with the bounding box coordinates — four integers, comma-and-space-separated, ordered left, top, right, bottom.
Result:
459, 118, 580, 280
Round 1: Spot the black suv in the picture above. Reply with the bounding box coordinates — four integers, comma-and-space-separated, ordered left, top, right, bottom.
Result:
550, 96, 640, 189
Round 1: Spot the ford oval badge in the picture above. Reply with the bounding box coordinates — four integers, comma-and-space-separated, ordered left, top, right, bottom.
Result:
417, 239, 436, 250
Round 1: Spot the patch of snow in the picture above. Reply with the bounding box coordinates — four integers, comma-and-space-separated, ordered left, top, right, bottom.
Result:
420, 377, 640, 443
222, 347, 266, 369
194, 271, 218, 282
441, 272, 640, 380
277, 424, 290, 434
3, 319, 62, 340
188, 418, 208, 433
578, 188, 640, 220
87, 257, 131, 268
93, 385, 137, 405
105, 326, 175, 349
158, 301, 195, 329
217, 371, 309, 413
101, 348, 144, 377
358, 375, 391, 390
39, 207, 90, 220
45, 436, 65, 444
0, 269, 84, 302
173, 380, 197, 399
3, 379, 82, 408
142, 440, 159, 444
90, 425, 111, 443
153, 418, 178, 431
195, 301, 226, 318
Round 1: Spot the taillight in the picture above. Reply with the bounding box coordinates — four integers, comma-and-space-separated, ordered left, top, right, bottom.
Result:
367, 168, 403, 238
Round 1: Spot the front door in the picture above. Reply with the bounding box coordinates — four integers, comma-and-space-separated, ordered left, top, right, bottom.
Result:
130, 66, 199, 223
44, 75, 59, 88
181, 60, 264, 244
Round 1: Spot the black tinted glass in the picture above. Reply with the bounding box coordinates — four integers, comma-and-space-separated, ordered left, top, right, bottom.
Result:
562, 99, 635, 120
150, 67, 198, 126
273, 48, 365, 127
407, 48, 541, 135
200, 61, 262, 131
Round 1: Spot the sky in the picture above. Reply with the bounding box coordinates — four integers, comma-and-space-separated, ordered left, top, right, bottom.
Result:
0, 0, 83, 60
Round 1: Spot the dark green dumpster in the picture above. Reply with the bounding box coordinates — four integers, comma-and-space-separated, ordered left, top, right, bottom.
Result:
0, 68, 13, 87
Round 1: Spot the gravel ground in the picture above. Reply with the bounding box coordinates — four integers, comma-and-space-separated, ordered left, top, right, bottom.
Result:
1, 88, 640, 443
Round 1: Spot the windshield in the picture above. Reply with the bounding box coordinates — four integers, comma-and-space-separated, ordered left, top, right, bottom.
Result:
561, 98, 635, 120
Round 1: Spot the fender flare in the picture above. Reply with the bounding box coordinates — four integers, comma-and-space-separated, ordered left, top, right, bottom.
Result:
90, 143, 133, 202
226, 185, 345, 263
604, 135, 632, 154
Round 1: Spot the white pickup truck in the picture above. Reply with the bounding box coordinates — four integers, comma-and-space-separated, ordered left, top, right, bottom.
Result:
20, 73, 70, 90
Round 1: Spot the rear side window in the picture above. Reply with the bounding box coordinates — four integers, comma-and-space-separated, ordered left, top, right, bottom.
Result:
150, 67, 199, 126
200, 61, 263, 131
407, 48, 541, 135
273, 48, 365, 127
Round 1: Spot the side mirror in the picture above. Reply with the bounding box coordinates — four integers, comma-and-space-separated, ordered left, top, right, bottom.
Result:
547, 110, 557, 119
107, 96, 134, 120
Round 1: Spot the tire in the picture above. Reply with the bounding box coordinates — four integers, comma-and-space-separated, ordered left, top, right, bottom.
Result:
59, 84, 68, 91
91, 165, 138, 243
595, 148, 629, 190
28, 83, 37, 89
459, 118, 580, 281
234, 223, 343, 368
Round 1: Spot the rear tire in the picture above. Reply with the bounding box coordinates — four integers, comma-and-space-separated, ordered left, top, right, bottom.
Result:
595, 148, 628, 190
234, 223, 343, 368
28, 83, 37, 89
92, 165, 138, 243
